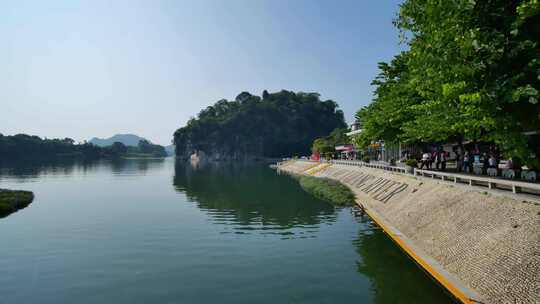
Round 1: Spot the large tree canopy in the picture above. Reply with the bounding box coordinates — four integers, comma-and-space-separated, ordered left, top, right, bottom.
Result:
173, 90, 346, 159
356, 0, 540, 168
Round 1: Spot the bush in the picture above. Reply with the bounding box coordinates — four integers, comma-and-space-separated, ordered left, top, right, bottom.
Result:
362, 156, 370, 163
0, 189, 34, 217
0, 203, 14, 214
405, 159, 417, 167
299, 176, 355, 206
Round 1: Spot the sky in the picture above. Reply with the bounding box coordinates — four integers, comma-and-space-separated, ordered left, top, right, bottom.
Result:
1, 0, 405, 145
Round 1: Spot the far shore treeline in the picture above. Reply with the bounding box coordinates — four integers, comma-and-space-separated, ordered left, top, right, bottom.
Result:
173, 90, 347, 160
0, 133, 167, 160
351, 0, 540, 169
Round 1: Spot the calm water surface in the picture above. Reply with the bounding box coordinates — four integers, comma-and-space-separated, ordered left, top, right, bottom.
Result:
0, 158, 453, 303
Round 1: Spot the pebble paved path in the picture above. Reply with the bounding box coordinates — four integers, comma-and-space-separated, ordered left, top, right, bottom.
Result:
278, 161, 540, 304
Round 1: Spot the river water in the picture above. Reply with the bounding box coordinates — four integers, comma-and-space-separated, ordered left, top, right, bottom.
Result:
0, 158, 453, 303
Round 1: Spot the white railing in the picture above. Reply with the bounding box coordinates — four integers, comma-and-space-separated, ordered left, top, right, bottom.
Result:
329, 160, 407, 174
413, 169, 540, 194
321, 159, 539, 195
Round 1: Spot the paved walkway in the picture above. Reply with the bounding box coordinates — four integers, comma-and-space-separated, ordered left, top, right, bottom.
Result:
279, 161, 540, 304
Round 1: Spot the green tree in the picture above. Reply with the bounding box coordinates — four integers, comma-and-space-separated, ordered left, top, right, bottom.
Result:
110, 142, 128, 155
357, 0, 540, 168
173, 90, 346, 159
137, 140, 167, 157
312, 128, 350, 156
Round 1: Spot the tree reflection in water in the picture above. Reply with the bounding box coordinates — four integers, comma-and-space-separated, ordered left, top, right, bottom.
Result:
0, 157, 166, 182
353, 216, 454, 304
173, 161, 338, 237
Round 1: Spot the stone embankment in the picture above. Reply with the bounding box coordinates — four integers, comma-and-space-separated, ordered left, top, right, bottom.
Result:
278, 160, 540, 304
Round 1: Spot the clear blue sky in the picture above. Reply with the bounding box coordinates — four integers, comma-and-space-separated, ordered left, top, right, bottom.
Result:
2, 0, 404, 145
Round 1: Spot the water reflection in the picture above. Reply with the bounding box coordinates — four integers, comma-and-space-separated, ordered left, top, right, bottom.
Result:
0, 157, 166, 182
0, 158, 454, 303
354, 217, 454, 304
173, 161, 337, 238
108, 158, 165, 175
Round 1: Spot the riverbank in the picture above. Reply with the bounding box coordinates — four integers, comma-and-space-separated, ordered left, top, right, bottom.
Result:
0, 189, 34, 218
298, 175, 355, 206
277, 160, 540, 304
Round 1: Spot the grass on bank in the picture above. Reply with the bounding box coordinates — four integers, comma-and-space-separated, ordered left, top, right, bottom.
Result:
0, 189, 34, 218
299, 176, 355, 206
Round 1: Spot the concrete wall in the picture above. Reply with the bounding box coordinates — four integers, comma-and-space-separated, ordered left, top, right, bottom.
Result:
278, 161, 540, 304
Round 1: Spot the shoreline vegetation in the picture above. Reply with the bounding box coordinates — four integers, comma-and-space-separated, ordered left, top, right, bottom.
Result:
0, 134, 167, 161
0, 189, 34, 218
298, 175, 355, 206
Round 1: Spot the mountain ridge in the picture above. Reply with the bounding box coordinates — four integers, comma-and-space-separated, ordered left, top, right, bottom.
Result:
89, 134, 148, 147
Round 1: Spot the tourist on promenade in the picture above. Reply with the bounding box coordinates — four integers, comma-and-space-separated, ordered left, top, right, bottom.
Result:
420, 151, 430, 169
455, 148, 462, 172
488, 154, 497, 168
505, 158, 514, 170
482, 152, 489, 172
435, 151, 441, 170
463, 151, 470, 173
440, 151, 447, 171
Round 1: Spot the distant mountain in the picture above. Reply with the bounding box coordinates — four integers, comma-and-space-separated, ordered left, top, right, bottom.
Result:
89, 134, 148, 147
165, 144, 175, 156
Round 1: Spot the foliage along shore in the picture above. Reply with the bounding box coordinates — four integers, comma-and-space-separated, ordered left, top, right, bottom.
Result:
298, 175, 355, 207
353, 0, 540, 169
0, 133, 167, 160
0, 189, 34, 218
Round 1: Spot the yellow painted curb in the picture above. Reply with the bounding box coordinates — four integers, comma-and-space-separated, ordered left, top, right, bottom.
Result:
306, 163, 332, 175
302, 162, 323, 173
359, 204, 477, 304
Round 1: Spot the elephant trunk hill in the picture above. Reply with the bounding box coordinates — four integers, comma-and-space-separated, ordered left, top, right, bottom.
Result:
173, 90, 346, 161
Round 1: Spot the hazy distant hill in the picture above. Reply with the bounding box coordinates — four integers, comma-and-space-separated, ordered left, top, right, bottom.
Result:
89, 134, 148, 147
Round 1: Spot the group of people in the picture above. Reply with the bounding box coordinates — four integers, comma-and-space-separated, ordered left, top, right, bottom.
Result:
455, 149, 502, 173
412, 146, 504, 173
419, 150, 449, 171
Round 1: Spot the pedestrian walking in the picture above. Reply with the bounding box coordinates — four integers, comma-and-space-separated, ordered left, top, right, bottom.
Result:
441, 151, 447, 171
463, 151, 470, 173
420, 152, 430, 169
455, 148, 462, 172
427, 151, 433, 169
